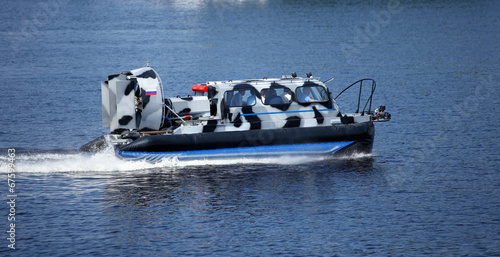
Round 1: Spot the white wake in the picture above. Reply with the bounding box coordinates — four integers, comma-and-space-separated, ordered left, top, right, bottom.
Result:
0, 150, 336, 174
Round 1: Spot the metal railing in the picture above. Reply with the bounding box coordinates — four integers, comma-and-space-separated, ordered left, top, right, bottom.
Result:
334, 79, 376, 115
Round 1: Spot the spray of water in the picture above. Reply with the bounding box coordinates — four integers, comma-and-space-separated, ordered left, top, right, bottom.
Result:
0, 139, 372, 174
0, 150, 343, 174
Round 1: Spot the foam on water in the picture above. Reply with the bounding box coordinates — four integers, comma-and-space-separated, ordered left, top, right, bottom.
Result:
0, 149, 343, 174
1, 151, 154, 173
335, 152, 374, 160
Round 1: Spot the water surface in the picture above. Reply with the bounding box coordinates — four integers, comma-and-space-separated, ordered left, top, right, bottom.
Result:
0, 0, 499, 255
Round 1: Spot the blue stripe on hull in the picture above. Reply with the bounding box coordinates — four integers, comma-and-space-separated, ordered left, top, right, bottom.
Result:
117, 141, 355, 162
240, 108, 337, 117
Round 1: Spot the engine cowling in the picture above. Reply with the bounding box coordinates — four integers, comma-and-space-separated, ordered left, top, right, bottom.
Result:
101, 67, 164, 132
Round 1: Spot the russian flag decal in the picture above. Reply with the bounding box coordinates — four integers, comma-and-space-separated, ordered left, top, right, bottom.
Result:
145, 91, 157, 96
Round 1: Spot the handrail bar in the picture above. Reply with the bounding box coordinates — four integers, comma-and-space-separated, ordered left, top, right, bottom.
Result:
334, 78, 376, 115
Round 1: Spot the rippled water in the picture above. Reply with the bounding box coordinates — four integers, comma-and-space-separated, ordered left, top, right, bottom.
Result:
1, 0, 499, 255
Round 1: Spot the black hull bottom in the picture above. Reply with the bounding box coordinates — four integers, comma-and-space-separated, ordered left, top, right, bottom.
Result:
118, 122, 374, 153
80, 122, 375, 161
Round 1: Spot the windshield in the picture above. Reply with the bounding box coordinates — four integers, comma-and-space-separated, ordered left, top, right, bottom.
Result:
296, 86, 329, 103
225, 89, 256, 107
260, 87, 293, 105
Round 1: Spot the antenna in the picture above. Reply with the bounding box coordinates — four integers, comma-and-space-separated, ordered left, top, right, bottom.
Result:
323, 77, 334, 84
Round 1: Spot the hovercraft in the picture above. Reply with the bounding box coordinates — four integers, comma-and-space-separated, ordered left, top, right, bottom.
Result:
80, 66, 390, 162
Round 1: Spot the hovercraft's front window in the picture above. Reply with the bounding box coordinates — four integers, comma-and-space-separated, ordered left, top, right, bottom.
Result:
260, 87, 293, 105
225, 89, 256, 107
296, 86, 329, 103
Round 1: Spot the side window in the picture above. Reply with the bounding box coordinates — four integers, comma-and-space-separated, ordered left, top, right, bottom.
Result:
225, 89, 256, 107
260, 87, 293, 105
296, 86, 329, 103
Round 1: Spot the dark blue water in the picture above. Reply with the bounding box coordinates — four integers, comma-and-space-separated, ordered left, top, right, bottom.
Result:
1, 0, 499, 255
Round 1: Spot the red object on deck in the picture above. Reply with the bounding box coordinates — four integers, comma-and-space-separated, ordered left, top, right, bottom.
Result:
192, 84, 208, 92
